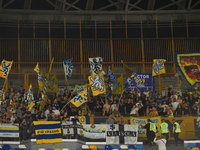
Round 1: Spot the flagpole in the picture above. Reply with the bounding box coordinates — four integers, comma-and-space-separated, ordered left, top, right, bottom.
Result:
119, 89, 125, 102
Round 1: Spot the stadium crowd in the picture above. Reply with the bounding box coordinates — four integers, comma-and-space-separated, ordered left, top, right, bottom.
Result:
0, 84, 199, 140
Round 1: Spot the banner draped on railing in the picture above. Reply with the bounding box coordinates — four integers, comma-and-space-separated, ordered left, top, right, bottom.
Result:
0, 124, 19, 137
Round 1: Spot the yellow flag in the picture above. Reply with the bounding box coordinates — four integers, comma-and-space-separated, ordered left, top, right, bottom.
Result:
34, 63, 40, 74
46, 73, 58, 93
88, 73, 106, 96
73, 84, 90, 93
0, 60, 13, 79
70, 88, 87, 107
112, 74, 124, 94
121, 60, 133, 77
152, 59, 166, 76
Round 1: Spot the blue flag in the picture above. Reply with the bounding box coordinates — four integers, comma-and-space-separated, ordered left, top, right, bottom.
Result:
107, 66, 116, 81
63, 58, 73, 80
125, 72, 138, 88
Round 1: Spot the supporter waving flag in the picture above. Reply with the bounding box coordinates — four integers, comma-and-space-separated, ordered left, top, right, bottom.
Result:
34, 63, 46, 91
40, 57, 54, 111
0, 60, 13, 79
27, 84, 35, 109
63, 58, 73, 80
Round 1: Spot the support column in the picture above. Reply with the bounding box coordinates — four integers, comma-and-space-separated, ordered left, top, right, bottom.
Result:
110, 18, 114, 72
18, 17, 21, 73
140, 15, 145, 73
80, 17, 83, 75
49, 16, 52, 71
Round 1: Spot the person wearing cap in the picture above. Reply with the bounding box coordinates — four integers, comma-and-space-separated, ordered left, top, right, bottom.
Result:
140, 119, 157, 146
160, 119, 169, 146
172, 119, 184, 146
154, 135, 167, 150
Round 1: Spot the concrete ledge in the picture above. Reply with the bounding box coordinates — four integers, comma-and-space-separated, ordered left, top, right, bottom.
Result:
184, 140, 200, 144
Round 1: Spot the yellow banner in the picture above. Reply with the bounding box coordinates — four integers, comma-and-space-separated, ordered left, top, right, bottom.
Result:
112, 74, 124, 94
152, 59, 166, 76
130, 116, 161, 138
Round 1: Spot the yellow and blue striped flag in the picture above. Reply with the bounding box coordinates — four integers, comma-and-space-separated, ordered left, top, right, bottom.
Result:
63, 58, 73, 80
0, 60, 13, 79
71, 88, 87, 107
112, 74, 124, 94
27, 84, 35, 109
73, 84, 90, 94
34, 121, 62, 144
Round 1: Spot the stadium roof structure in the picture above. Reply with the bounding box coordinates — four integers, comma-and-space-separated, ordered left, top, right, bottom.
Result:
0, 0, 200, 28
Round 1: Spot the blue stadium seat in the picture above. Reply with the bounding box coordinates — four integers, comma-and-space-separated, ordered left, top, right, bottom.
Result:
99, 149, 105, 150
136, 149, 143, 150
128, 145, 136, 149
2, 148, 9, 150
9, 149, 16, 150
3, 145, 11, 149
25, 149, 32, 150
47, 149, 53, 150
76, 149, 82, 150
83, 149, 90, 150
136, 145, 143, 149
113, 145, 120, 149
18, 149, 24, 150
121, 149, 127, 150
105, 145, 112, 149
188, 144, 195, 148
196, 144, 200, 147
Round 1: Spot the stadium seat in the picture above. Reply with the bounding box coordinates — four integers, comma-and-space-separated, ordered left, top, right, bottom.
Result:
18, 149, 24, 150
3, 145, 11, 149
128, 145, 136, 149
2, 148, 9, 150
47, 149, 53, 150
82, 145, 89, 149
62, 149, 69, 150
192, 148, 199, 150
9, 149, 16, 150
89, 145, 97, 149
105, 145, 112, 149
25, 149, 32, 150
38, 149, 45, 150
136, 145, 143, 149
113, 145, 120, 149
99, 149, 106, 150
54, 149, 61, 150
196, 144, 200, 147
120, 145, 128, 149
76, 149, 82, 150
188, 144, 195, 148
19, 145, 26, 149
121, 149, 127, 150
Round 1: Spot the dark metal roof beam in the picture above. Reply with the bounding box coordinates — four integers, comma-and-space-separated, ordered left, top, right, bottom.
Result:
96, 1, 118, 11
128, 0, 144, 11
157, 0, 184, 10
65, 0, 80, 10
24, 0, 32, 9
191, 0, 200, 9
46, 0, 60, 10
147, 0, 156, 10
2, 0, 15, 9
117, 0, 125, 10
171, 0, 185, 10
187, 0, 192, 10
86, 0, 94, 10
125, 0, 130, 12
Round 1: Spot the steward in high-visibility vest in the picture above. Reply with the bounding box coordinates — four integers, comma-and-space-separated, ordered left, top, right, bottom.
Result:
150, 122, 156, 133
140, 119, 157, 146
172, 119, 183, 146
173, 122, 181, 133
160, 119, 169, 146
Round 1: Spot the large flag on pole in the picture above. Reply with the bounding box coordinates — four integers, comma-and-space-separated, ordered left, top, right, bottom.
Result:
40, 57, 54, 111
152, 59, 166, 76
63, 58, 73, 80
89, 57, 104, 75
88, 73, 106, 96
70, 88, 87, 107
0, 60, 13, 79
121, 60, 133, 78
112, 74, 124, 94
27, 84, 35, 109
34, 64, 46, 91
